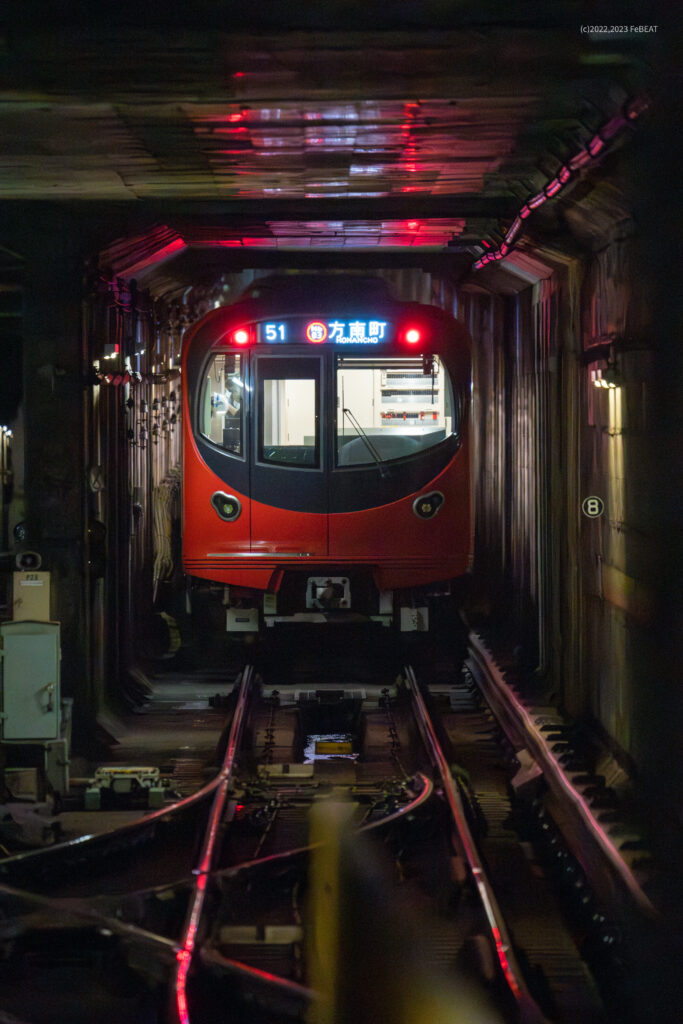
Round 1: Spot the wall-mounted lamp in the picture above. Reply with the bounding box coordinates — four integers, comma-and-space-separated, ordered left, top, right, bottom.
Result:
591, 366, 620, 390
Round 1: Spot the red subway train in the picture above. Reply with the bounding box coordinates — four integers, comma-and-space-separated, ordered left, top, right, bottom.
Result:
181, 275, 471, 634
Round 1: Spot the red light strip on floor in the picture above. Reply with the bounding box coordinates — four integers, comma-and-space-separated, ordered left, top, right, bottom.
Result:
201, 947, 315, 1001
474, 96, 649, 270
404, 667, 549, 1020
176, 754, 432, 1020
174, 667, 252, 1024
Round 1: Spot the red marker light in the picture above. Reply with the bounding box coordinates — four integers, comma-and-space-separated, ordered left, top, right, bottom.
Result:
233, 328, 250, 346
405, 328, 421, 344
306, 321, 328, 343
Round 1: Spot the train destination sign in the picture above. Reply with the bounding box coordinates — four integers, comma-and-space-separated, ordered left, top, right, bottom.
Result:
325, 319, 388, 344
261, 319, 389, 345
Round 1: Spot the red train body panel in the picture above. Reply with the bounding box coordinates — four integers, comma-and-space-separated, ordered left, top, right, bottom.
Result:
181, 275, 472, 629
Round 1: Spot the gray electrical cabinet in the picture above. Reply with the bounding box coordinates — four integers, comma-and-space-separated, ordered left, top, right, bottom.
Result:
1, 621, 61, 740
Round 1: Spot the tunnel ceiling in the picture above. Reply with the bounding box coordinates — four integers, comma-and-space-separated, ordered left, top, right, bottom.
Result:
0, 5, 663, 296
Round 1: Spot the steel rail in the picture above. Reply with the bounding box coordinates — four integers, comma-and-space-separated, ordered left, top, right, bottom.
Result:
0, 691, 248, 886
0, 702, 431, 1019
468, 634, 658, 919
174, 665, 253, 1024
200, 947, 314, 1003
211, 770, 434, 886
404, 665, 550, 1024
0, 880, 178, 954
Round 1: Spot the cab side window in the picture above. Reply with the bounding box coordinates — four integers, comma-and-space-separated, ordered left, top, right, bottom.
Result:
200, 353, 244, 456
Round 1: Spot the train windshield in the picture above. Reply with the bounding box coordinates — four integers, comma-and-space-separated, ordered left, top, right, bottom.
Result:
336, 355, 456, 467
200, 353, 244, 456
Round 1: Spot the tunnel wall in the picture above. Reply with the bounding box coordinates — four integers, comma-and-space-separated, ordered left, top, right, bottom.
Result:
457, 282, 547, 669
0, 212, 91, 740
85, 278, 184, 706
455, 226, 671, 803
0, 248, 24, 615
0, 207, 674, 808
578, 241, 659, 773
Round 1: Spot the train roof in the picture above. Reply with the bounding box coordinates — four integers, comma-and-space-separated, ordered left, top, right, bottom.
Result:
239, 273, 393, 306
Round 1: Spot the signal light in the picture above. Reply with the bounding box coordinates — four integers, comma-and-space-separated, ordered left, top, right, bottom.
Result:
232, 328, 250, 346
404, 328, 421, 345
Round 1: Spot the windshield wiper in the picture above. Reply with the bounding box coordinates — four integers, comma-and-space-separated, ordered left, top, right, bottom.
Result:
342, 408, 388, 478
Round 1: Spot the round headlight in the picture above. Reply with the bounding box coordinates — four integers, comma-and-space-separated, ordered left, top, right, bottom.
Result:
412, 491, 444, 520
211, 492, 241, 522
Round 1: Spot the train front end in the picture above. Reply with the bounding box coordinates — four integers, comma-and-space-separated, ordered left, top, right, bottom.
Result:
182, 277, 471, 635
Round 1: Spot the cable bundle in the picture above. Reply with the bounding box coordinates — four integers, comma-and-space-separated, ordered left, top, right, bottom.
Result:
152, 465, 181, 602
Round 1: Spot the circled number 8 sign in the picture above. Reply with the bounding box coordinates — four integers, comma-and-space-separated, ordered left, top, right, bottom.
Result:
582, 496, 604, 518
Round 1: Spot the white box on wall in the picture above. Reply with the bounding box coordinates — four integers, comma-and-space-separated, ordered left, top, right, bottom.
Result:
13, 572, 51, 621
1, 621, 61, 740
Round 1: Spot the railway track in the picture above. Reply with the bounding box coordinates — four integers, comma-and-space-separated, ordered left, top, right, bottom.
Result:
463, 634, 679, 1024
0, 654, 616, 1023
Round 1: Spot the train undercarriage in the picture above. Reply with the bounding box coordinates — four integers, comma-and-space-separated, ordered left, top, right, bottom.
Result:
198, 570, 466, 639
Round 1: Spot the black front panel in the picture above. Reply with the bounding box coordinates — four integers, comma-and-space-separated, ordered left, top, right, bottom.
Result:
196, 437, 250, 496
197, 433, 459, 513
328, 437, 460, 513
